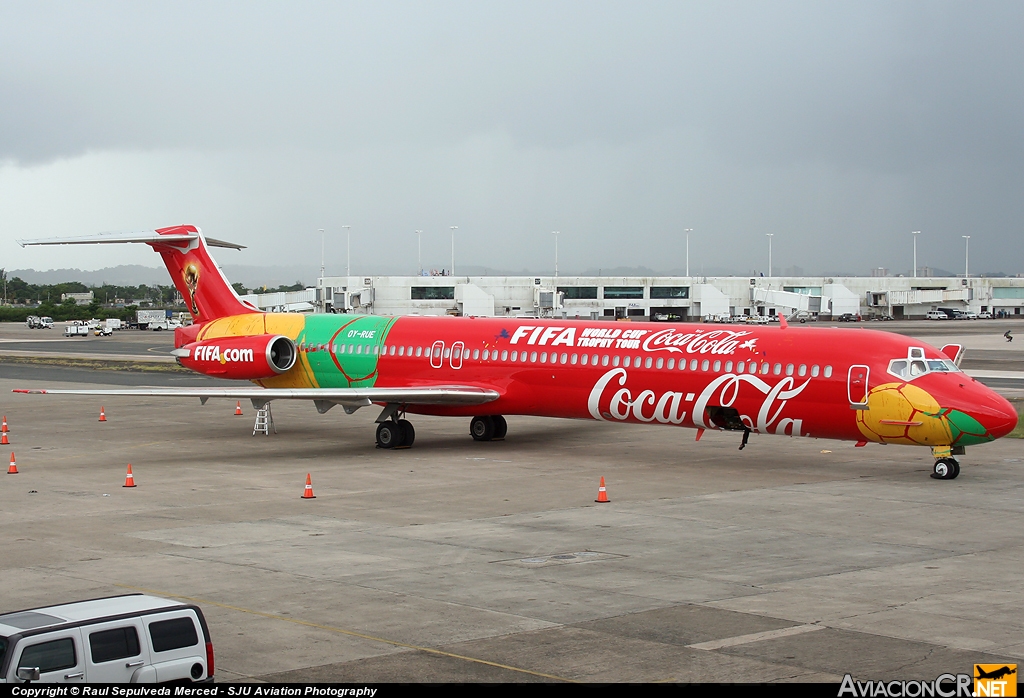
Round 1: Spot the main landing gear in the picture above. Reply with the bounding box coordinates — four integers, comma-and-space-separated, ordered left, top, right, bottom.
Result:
931, 458, 960, 480
373, 410, 508, 449
375, 418, 415, 449
470, 415, 507, 442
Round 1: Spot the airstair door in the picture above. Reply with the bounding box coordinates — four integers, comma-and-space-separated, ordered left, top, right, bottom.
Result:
848, 365, 869, 409
450, 341, 464, 369
430, 340, 444, 369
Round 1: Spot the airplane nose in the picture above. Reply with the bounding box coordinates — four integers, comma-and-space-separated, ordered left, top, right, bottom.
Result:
972, 386, 1019, 440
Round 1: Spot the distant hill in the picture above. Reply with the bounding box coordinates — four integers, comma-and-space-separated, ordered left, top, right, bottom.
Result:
7, 264, 319, 289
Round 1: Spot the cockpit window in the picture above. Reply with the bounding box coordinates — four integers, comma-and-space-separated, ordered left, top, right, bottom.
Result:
889, 353, 960, 381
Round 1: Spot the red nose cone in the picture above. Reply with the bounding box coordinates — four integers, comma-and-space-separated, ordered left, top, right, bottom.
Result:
975, 389, 1019, 440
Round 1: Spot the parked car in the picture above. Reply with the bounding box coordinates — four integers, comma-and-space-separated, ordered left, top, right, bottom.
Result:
978, 311, 993, 319
837, 313, 859, 322
0, 593, 214, 684
926, 310, 948, 320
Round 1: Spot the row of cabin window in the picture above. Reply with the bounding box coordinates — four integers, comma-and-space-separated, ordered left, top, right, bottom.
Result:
377, 343, 833, 377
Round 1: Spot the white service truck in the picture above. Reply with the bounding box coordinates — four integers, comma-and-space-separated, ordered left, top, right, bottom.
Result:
136, 309, 168, 330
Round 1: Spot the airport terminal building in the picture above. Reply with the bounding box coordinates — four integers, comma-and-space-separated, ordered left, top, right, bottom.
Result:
239, 274, 1024, 321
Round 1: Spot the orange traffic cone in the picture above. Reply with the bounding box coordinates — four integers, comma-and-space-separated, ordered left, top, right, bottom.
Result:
1, 431, 8, 445
123, 464, 136, 488
595, 476, 610, 503
301, 473, 316, 499
235, 401, 243, 416
99, 406, 107, 422
8, 452, 18, 474
1, 416, 8, 432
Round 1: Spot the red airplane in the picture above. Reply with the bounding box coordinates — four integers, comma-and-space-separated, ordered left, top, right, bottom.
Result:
15, 225, 1018, 480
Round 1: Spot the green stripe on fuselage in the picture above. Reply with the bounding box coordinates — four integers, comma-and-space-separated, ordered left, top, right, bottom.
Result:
298, 314, 397, 388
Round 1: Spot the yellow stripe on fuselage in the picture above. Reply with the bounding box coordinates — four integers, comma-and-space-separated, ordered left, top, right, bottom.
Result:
196, 313, 319, 389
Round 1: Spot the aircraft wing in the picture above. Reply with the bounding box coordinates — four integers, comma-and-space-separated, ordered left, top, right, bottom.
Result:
12, 386, 499, 409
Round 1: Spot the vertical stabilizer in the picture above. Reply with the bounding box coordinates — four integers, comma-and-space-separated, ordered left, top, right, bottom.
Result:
150, 225, 259, 322
18, 225, 260, 322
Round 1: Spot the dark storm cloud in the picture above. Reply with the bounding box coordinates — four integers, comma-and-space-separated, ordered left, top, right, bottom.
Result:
1, 1, 1022, 275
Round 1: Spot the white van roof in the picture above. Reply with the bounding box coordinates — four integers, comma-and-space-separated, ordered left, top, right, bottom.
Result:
0, 594, 185, 636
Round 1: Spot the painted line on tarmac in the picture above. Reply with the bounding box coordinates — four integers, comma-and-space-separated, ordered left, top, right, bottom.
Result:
116, 583, 576, 682
686, 623, 825, 651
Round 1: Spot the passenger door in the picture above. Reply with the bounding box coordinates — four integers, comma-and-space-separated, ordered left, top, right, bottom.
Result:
450, 341, 464, 369
85, 619, 151, 683
13, 629, 85, 683
848, 365, 870, 409
429, 340, 444, 369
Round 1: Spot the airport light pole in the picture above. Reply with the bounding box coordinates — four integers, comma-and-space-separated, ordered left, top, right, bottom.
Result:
766, 233, 774, 277
552, 231, 560, 278
342, 225, 352, 279
684, 229, 692, 277
416, 230, 423, 275
319, 229, 325, 281
450, 226, 458, 276
963, 235, 970, 279
913, 232, 921, 278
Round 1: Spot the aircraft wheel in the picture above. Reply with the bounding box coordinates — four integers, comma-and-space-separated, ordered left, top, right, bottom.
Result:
376, 421, 402, 449
492, 415, 507, 440
470, 415, 495, 441
931, 458, 959, 480
398, 419, 415, 448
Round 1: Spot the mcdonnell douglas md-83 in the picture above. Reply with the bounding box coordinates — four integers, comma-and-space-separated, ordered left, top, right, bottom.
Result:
15, 226, 1019, 480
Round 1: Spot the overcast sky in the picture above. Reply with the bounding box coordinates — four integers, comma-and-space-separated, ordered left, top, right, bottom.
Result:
2, 1, 1022, 279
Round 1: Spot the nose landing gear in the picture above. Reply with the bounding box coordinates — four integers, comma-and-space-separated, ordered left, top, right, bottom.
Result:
931, 457, 960, 480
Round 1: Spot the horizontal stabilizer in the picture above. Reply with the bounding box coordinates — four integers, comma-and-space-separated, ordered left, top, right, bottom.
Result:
18, 231, 245, 249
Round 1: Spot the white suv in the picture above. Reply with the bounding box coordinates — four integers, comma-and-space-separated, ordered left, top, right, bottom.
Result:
926, 310, 948, 320
0, 594, 213, 684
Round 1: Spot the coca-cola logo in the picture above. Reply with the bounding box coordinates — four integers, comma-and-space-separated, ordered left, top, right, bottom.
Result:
641, 328, 756, 355
587, 368, 811, 436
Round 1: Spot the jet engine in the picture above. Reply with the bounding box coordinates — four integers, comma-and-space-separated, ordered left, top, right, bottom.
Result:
176, 334, 297, 380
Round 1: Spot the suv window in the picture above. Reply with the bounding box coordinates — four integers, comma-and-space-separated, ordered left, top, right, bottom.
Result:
149, 618, 198, 652
90, 627, 141, 663
20, 638, 76, 673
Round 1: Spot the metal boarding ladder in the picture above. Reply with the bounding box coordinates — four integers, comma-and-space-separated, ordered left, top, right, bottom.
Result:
253, 404, 277, 436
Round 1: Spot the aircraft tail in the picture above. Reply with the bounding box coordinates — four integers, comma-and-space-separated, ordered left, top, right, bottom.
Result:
18, 225, 260, 323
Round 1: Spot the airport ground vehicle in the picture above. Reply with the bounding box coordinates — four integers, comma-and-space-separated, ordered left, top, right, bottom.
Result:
15, 226, 1018, 480
150, 318, 183, 332
94, 327, 113, 336
26, 316, 53, 329
136, 309, 168, 330
0, 593, 213, 684
63, 323, 89, 337
105, 318, 122, 331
